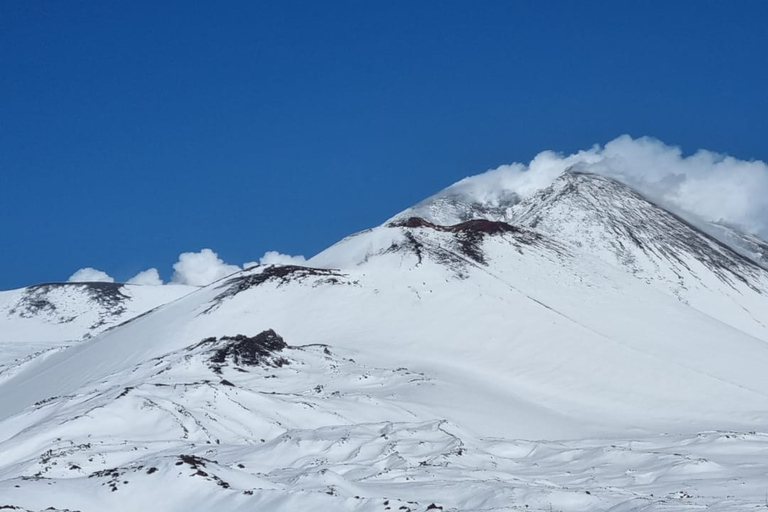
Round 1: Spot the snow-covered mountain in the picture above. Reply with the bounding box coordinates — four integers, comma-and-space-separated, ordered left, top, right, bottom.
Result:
3, 170, 768, 511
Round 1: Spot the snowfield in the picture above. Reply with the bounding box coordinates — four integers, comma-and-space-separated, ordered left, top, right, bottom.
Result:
2, 171, 768, 511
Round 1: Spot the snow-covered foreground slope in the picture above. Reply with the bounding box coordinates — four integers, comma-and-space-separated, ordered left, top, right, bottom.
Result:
3, 209, 768, 510
3, 337, 768, 512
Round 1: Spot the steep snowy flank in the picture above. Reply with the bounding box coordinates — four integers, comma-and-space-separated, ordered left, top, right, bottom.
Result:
510, 172, 764, 284
508, 172, 768, 341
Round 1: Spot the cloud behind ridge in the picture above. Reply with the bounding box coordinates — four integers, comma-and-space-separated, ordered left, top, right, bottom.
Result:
67, 267, 114, 283
171, 248, 241, 286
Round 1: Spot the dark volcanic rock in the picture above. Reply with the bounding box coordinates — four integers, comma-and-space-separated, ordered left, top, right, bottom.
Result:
203, 265, 352, 314
198, 330, 290, 373
389, 217, 549, 265
392, 216, 519, 235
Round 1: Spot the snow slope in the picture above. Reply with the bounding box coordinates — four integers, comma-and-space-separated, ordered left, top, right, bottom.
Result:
2, 172, 768, 511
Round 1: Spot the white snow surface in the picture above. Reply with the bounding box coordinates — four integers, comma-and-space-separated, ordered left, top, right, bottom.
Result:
3, 172, 768, 511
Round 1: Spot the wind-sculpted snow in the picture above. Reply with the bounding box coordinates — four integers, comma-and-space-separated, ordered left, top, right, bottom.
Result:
0, 330, 447, 511
3, 327, 768, 511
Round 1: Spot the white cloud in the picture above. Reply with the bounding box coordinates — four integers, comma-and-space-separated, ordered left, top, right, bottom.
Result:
170, 248, 241, 286
442, 135, 768, 237
68, 267, 115, 283
127, 268, 163, 286
243, 252, 308, 269
66, 250, 308, 287
257, 251, 307, 266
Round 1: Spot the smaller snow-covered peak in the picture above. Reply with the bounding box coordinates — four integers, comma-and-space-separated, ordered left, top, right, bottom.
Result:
0, 281, 196, 369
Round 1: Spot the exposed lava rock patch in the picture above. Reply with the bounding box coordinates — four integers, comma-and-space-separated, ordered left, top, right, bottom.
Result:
203, 265, 354, 314
392, 216, 519, 235
195, 329, 290, 373
175, 454, 212, 471
389, 217, 553, 265
176, 455, 230, 488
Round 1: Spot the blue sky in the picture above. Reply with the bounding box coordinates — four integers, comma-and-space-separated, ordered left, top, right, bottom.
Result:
2, 1, 767, 289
